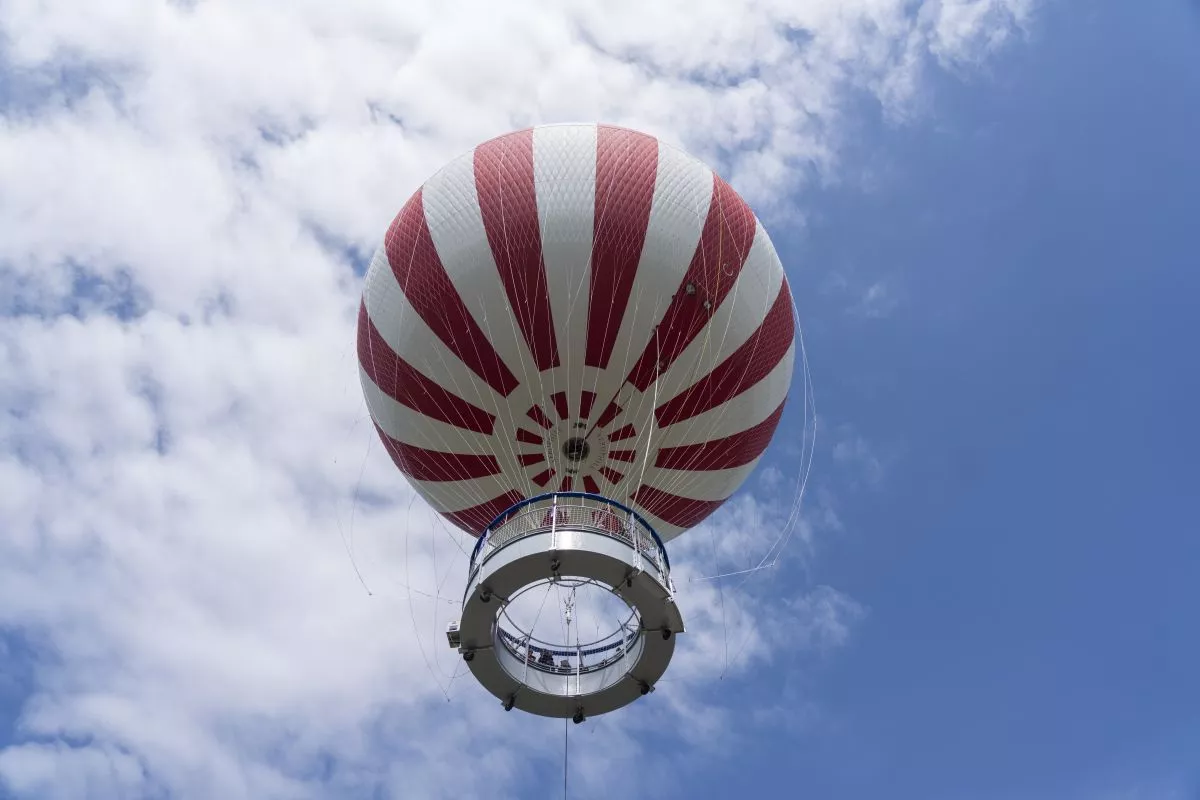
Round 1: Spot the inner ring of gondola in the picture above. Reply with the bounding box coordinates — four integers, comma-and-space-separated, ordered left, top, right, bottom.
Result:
496, 577, 640, 675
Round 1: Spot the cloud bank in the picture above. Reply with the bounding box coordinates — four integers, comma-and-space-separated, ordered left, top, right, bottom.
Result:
0, 1, 1031, 797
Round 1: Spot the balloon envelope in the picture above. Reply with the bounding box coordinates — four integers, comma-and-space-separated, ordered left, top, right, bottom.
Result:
358, 123, 795, 541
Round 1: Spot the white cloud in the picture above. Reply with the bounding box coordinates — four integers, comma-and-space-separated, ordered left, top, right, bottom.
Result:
788, 585, 868, 653
818, 267, 904, 320
856, 280, 900, 318
0, 0, 1031, 797
830, 422, 890, 489
924, 0, 1036, 67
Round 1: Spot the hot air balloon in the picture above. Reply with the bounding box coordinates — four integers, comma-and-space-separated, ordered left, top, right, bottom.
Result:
358, 123, 795, 721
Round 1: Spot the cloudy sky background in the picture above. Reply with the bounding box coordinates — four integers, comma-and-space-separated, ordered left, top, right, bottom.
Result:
2, 0, 1198, 798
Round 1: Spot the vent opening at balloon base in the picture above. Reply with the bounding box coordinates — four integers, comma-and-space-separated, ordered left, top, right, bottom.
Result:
448, 493, 684, 720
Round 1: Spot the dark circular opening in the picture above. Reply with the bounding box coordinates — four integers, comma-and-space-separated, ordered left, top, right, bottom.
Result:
562, 437, 590, 462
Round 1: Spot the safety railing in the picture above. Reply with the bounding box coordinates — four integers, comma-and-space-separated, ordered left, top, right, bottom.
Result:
467, 492, 670, 584
497, 626, 640, 676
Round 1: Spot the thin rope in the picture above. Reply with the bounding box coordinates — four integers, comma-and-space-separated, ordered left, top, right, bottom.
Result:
686, 302, 816, 584
687, 563, 774, 583
335, 414, 375, 596
563, 717, 569, 800
710, 515, 730, 675
402, 493, 452, 701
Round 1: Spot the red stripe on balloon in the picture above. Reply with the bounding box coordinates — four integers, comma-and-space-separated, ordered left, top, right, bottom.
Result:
551, 391, 569, 420
445, 491, 526, 536
598, 466, 624, 485
631, 486, 723, 529
519, 452, 546, 466
583, 475, 600, 494
655, 279, 794, 427
532, 468, 556, 487
384, 189, 519, 396
585, 126, 659, 369
474, 129, 560, 371
595, 401, 622, 430
654, 401, 785, 471
607, 424, 636, 442
357, 303, 496, 435
374, 424, 502, 481
558, 475, 574, 492
579, 390, 596, 419
608, 449, 636, 463
527, 405, 554, 429
516, 428, 543, 445
626, 174, 759, 392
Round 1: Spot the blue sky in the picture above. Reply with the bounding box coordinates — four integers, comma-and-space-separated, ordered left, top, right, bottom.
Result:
673, 3, 1200, 798
1, 1, 1198, 799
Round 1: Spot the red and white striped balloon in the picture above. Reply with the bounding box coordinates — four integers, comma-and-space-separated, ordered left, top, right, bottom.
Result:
358, 123, 795, 541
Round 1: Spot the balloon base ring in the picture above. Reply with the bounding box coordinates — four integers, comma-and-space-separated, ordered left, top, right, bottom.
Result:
448, 493, 684, 719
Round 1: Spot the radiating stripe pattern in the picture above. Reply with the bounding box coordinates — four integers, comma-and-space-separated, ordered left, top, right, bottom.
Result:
358, 123, 795, 541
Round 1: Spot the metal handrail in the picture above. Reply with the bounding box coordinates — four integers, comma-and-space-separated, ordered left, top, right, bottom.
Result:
467, 492, 670, 580
497, 627, 639, 675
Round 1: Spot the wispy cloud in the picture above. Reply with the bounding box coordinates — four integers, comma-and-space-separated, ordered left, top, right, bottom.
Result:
833, 427, 888, 488
854, 280, 900, 318
819, 268, 903, 320
0, 0, 1031, 796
